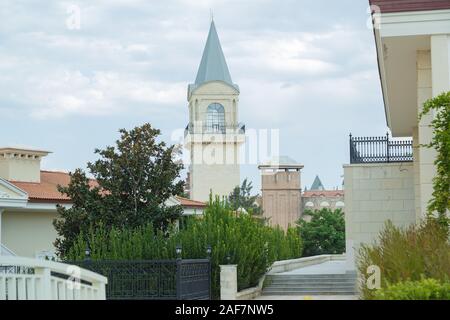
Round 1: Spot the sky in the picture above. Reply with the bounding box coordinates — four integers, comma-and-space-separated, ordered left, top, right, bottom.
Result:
0, 0, 389, 194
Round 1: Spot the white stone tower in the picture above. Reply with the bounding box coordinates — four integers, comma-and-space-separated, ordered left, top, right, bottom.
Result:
185, 21, 245, 201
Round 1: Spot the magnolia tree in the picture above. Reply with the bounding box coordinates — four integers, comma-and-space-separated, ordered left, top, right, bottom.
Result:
54, 123, 184, 256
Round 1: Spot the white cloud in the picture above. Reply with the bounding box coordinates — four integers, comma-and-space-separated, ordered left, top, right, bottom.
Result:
21, 70, 185, 119
0, 0, 386, 190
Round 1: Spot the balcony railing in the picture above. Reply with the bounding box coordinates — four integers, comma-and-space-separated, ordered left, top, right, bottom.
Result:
184, 122, 245, 136
350, 133, 413, 164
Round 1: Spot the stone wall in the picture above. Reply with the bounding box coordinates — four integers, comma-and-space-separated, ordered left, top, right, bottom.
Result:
343, 162, 416, 269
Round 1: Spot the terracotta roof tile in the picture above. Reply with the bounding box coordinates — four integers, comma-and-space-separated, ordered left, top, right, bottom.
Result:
176, 196, 207, 208
9, 171, 206, 208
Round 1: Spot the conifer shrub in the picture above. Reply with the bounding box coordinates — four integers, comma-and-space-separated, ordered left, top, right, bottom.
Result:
65, 197, 302, 299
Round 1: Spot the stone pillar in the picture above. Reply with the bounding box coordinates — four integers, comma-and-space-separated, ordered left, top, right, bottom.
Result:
416, 50, 435, 219
220, 265, 237, 300
0, 209, 3, 250
345, 239, 356, 271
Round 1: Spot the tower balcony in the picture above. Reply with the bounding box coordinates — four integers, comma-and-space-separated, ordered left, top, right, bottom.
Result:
184, 122, 246, 146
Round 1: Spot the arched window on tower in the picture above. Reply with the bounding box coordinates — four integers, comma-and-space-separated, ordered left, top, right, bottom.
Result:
206, 103, 225, 133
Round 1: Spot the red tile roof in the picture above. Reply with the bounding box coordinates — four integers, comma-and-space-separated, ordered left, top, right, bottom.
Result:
9, 171, 206, 208
369, 0, 450, 13
303, 190, 344, 197
176, 196, 207, 208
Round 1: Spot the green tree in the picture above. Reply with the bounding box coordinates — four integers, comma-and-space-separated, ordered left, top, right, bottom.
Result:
54, 123, 184, 257
228, 178, 261, 215
419, 91, 450, 226
297, 208, 345, 257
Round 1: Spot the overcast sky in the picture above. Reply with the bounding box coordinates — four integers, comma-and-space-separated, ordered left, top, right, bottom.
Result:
0, 0, 388, 194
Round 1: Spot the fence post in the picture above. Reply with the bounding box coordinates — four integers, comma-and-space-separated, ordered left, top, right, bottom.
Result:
220, 265, 237, 300
386, 132, 390, 163
34, 266, 52, 300
176, 258, 182, 300
92, 279, 106, 300
349, 134, 353, 163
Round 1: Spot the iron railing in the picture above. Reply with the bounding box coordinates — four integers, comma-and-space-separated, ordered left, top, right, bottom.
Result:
350, 133, 413, 164
70, 259, 211, 300
185, 122, 245, 136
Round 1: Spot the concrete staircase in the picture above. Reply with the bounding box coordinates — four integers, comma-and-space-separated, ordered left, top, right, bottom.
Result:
262, 272, 358, 296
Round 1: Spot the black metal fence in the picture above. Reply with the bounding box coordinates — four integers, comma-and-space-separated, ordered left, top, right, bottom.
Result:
350, 133, 413, 164
71, 259, 211, 300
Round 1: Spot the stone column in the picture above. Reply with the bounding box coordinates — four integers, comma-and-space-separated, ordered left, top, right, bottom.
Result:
220, 265, 237, 300
0, 209, 3, 251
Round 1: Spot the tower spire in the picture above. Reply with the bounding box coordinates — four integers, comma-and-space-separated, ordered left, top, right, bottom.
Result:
194, 20, 233, 87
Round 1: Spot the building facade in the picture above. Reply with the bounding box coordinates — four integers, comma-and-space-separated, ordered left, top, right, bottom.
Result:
0, 147, 206, 258
184, 21, 245, 202
258, 158, 345, 229
302, 176, 345, 213
344, 0, 450, 270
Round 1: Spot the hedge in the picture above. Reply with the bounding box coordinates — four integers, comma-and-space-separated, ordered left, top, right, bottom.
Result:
65, 197, 303, 299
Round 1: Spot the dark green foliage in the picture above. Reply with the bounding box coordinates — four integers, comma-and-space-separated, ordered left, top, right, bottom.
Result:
54, 123, 184, 257
358, 219, 450, 300
297, 208, 345, 257
373, 278, 450, 300
228, 178, 261, 215
65, 197, 302, 299
419, 91, 450, 226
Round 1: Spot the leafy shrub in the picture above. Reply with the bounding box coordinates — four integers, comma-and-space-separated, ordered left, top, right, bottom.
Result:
373, 278, 450, 300
297, 208, 345, 257
65, 197, 302, 299
358, 219, 450, 300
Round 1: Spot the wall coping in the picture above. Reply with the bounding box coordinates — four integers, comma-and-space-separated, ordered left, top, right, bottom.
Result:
343, 162, 414, 168
268, 254, 346, 275
236, 275, 266, 300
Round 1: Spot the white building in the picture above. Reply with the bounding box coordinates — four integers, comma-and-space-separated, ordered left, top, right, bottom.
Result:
185, 21, 245, 202
0, 147, 205, 258
345, 0, 450, 270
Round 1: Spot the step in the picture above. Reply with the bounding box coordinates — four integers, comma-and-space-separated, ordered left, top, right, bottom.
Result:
261, 291, 357, 296
267, 274, 356, 279
266, 278, 356, 283
265, 284, 356, 289
263, 288, 357, 293
265, 286, 356, 291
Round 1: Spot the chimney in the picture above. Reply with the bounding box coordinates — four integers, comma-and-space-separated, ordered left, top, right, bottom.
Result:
0, 147, 50, 183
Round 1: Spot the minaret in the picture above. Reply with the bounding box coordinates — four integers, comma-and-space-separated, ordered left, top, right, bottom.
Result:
185, 21, 245, 201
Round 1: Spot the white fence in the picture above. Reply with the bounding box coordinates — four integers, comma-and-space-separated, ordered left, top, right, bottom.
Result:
0, 256, 107, 300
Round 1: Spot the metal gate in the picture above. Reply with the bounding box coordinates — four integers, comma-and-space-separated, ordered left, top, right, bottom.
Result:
71, 259, 211, 300
177, 259, 210, 300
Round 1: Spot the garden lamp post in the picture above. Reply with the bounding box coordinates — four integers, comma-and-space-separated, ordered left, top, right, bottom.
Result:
206, 245, 212, 300
84, 245, 91, 262
176, 244, 182, 260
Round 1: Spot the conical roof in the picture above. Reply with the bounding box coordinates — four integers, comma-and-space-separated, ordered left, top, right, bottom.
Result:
194, 21, 233, 86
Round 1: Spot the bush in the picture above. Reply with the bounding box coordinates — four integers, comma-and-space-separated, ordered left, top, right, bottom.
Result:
65, 197, 302, 299
373, 278, 450, 300
358, 219, 450, 300
297, 208, 345, 257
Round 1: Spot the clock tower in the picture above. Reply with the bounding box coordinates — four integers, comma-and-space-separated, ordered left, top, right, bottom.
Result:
185, 21, 245, 201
